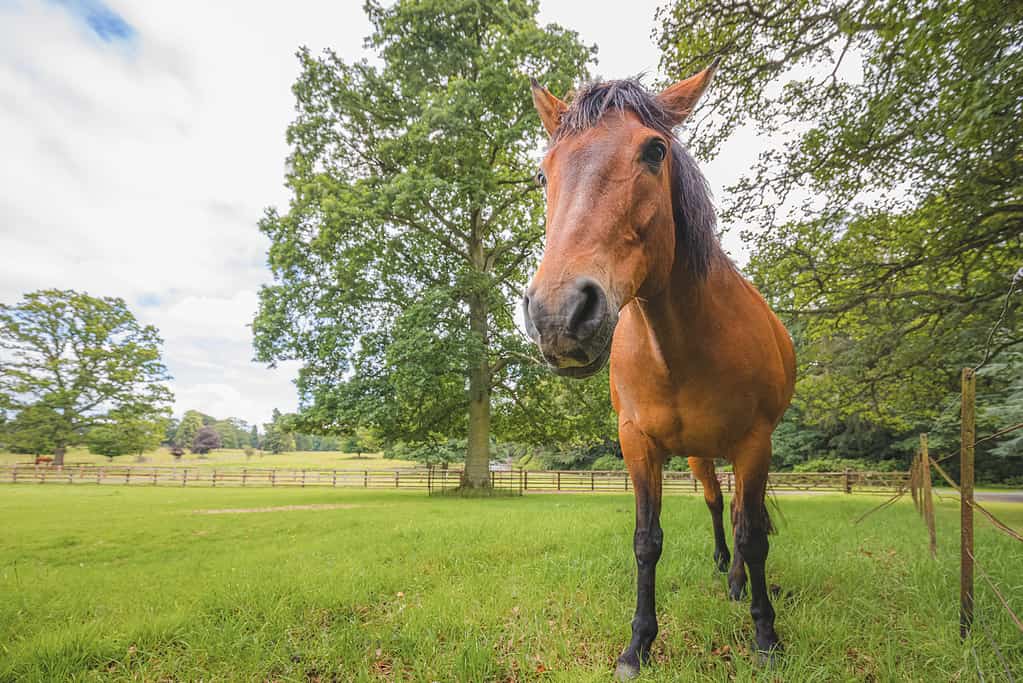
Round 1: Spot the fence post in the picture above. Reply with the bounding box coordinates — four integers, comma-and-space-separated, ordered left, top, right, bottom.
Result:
98, 467, 104, 485
212, 470, 217, 488
271, 470, 276, 488
364, 470, 369, 488
844, 469, 852, 494
152, 468, 158, 486
524, 470, 528, 491
920, 433, 936, 557
960, 367, 976, 639
591, 472, 595, 491
557, 471, 561, 491
333, 470, 337, 487
301, 470, 306, 488
397, 471, 401, 488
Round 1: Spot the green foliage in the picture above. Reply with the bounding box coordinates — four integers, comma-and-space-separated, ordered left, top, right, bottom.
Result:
665, 456, 689, 472
658, 0, 1022, 480
262, 408, 296, 455
86, 409, 168, 461
174, 411, 203, 450
0, 404, 62, 455
590, 454, 626, 471
252, 0, 597, 469
791, 457, 901, 473
386, 439, 466, 467
0, 289, 172, 463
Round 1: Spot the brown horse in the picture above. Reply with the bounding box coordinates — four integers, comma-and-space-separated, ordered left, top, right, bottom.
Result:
523, 62, 795, 680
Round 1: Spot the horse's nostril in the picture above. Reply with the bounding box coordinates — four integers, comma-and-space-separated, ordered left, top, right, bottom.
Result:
566, 279, 606, 339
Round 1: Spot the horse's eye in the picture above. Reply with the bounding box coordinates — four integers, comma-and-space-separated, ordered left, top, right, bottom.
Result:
536, 169, 547, 188
643, 140, 667, 166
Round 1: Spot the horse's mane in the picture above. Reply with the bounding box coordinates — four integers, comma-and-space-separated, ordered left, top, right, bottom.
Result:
551, 78, 723, 281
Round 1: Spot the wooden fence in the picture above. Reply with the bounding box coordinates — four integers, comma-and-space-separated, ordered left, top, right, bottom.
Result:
0, 463, 906, 494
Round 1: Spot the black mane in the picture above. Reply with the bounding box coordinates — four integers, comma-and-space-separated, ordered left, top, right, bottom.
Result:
552, 78, 723, 281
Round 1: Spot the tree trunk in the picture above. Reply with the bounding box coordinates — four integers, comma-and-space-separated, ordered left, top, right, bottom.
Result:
53, 444, 66, 467
463, 291, 491, 488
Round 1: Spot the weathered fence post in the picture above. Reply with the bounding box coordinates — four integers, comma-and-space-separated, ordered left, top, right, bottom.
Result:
270, 470, 276, 488
182, 468, 188, 487
397, 470, 402, 488
98, 467, 104, 485
557, 471, 561, 491
152, 468, 158, 486
523, 470, 528, 491
960, 367, 976, 639
920, 433, 936, 557
364, 470, 369, 488
212, 470, 217, 488
332, 469, 337, 487
844, 469, 852, 494
591, 471, 595, 491
301, 470, 306, 488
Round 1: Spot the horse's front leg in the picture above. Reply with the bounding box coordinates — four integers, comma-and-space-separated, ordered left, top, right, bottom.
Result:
615, 421, 665, 682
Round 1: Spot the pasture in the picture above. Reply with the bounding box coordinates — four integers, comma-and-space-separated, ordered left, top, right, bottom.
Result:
0, 448, 412, 471
1, 487, 1021, 681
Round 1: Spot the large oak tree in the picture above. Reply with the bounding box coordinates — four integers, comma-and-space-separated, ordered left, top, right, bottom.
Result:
253, 0, 597, 486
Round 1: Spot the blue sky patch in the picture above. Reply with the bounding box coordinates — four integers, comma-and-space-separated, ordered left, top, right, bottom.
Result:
51, 0, 136, 44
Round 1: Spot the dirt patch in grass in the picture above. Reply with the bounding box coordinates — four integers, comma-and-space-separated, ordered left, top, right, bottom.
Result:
192, 503, 366, 515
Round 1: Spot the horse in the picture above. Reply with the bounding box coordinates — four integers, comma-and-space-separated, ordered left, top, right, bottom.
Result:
523, 62, 795, 680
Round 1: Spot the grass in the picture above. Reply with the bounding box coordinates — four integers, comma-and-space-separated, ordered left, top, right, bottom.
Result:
0, 447, 416, 471
0, 487, 1020, 682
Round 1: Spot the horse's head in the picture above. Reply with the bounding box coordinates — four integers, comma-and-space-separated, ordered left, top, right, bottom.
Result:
522, 63, 718, 377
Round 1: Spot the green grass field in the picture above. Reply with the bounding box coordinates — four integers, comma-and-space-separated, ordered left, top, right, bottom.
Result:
0, 447, 415, 471
1, 487, 1020, 682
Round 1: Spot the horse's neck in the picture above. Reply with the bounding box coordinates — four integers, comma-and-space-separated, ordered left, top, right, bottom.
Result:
636, 256, 741, 366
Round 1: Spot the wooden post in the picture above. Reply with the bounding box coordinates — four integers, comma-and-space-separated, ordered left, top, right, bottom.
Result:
960, 367, 976, 639
271, 470, 276, 488
397, 471, 401, 488
557, 471, 561, 491
523, 470, 528, 491
844, 469, 852, 494
98, 467, 104, 485
212, 470, 217, 488
591, 471, 595, 491
152, 468, 158, 486
920, 433, 936, 557
182, 468, 188, 487
301, 470, 306, 488
332, 470, 337, 487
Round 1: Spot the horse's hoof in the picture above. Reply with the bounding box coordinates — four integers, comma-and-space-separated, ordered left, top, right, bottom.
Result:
755, 642, 783, 669
614, 660, 640, 681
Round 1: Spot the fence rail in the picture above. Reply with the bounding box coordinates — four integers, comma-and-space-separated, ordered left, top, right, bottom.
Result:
0, 463, 906, 494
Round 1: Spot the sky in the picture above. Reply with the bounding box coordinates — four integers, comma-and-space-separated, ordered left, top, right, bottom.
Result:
0, 0, 762, 427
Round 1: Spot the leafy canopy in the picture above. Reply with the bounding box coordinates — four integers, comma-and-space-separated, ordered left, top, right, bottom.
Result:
0, 289, 173, 459
253, 0, 602, 454
657, 0, 1022, 436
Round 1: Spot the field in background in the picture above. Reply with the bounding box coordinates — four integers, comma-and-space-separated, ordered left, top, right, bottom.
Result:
1, 486, 1020, 681
0, 447, 414, 470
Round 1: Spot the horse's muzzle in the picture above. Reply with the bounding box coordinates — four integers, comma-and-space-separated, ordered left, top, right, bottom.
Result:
522, 277, 617, 378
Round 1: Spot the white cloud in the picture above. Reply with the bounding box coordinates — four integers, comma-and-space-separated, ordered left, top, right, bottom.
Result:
0, 0, 767, 426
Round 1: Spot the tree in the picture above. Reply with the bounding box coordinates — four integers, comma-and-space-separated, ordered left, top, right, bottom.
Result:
0, 403, 62, 455
191, 426, 222, 455
253, 0, 594, 487
0, 289, 173, 465
174, 411, 203, 450
656, 0, 1023, 434
86, 407, 168, 461
261, 408, 295, 455
249, 425, 259, 448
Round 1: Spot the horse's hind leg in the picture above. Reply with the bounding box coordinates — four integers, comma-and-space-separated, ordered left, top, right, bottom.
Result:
727, 498, 747, 600
688, 457, 729, 573
732, 436, 781, 655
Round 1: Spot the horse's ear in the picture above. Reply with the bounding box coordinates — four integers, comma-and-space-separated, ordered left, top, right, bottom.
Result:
530, 78, 567, 137
657, 58, 719, 126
